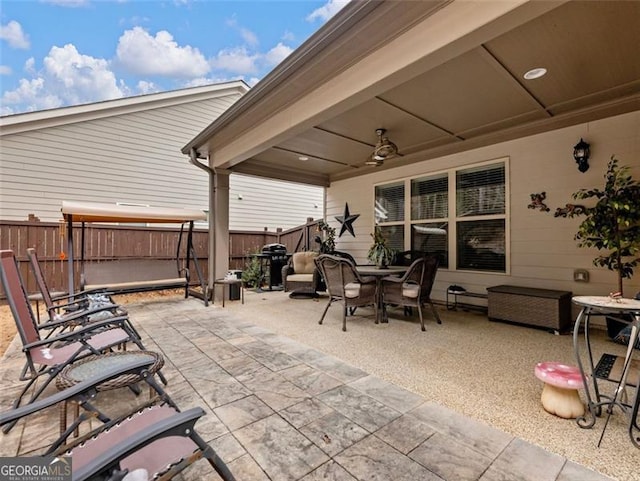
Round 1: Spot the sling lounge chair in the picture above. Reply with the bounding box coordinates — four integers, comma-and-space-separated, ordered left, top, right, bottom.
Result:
0, 249, 160, 433
26, 247, 126, 330
0, 357, 236, 481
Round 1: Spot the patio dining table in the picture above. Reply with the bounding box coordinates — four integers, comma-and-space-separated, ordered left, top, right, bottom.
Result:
356, 265, 408, 323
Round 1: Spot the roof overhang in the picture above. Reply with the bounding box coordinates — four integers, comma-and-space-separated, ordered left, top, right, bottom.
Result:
183, 0, 640, 187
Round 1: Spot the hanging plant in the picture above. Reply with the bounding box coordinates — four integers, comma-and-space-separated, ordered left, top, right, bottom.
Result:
567, 156, 640, 296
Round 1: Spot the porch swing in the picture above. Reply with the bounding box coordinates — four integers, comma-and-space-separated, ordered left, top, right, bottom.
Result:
60, 200, 209, 305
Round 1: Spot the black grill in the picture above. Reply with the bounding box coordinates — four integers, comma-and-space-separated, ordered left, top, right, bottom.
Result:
259, 243, 289, 290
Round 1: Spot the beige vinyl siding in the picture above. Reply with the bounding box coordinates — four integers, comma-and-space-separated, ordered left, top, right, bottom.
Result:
1, 89, 325, 229
327, 110, 640, 305
229, 174, 324, 231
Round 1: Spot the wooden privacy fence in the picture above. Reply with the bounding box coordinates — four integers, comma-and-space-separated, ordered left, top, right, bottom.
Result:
0, 218, 323, 297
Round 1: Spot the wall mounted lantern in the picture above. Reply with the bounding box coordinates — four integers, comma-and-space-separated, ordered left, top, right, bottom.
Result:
573, 138, 590, 173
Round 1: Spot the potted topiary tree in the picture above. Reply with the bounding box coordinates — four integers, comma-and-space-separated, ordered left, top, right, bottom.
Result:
566, 157, 640, 338
568, 157, 640, 296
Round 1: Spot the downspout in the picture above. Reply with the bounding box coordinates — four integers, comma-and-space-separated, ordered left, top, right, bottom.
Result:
189, 148, 216, 298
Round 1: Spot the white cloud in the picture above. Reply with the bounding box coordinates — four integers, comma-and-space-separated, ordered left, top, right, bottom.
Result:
0, 20, 30, 49
2, 77, 62, 113
136, 80, 159, 95
240, 28, 259, 47
0, 65, 12, 75
264, 43, 293, 67
24, 57, 36, 74
282, 30, 295, 42
1, 44, 124, 113
116, 27, 210, 78
43, 45, 123, 104
307, 0, 349, 22
210, 46, 259, 75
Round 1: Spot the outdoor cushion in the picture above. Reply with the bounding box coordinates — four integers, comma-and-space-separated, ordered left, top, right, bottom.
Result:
292, 252, 318, 275
344, 282, 361, 299
402, 282, 420, 298
286, 273, 314, 283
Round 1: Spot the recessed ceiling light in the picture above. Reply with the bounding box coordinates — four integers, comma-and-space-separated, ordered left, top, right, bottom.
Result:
298, 156, 309, 161
524, 67, 547, 80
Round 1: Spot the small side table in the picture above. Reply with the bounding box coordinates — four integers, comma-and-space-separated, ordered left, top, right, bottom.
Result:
212, 278, 244, 307
56, 350, 164, 435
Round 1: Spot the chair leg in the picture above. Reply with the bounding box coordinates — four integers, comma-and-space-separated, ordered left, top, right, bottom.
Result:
319, 298, 332, 325
418, 305, 425, 331
428, 300, 442, 324
342, 305, 347, 332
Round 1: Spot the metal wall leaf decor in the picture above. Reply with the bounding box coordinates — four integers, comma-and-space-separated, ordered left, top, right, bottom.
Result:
335, 203, 360, 237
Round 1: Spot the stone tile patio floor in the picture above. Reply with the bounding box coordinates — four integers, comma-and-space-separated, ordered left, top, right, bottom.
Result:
0, 298, 613, 481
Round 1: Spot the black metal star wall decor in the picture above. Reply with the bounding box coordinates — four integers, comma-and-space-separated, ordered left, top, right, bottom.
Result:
335, 203, 360, 237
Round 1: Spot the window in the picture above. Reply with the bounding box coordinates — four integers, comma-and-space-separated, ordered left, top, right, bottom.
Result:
375, 181, 404, 249
456, 164, 506, 272
411, 173, 448, 267
411, 174, 447, 220
374, 160, 507, 273
411, 222, 448, 268
375, 181, 404, 223
456, 164, 505, 217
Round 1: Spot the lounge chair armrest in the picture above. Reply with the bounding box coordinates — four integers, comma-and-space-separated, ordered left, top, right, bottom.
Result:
53, 304, 124, 324
74, 408, 207, 481
24, 316, 130, 349
0, 357, 155, 427
51, 288, 113, 304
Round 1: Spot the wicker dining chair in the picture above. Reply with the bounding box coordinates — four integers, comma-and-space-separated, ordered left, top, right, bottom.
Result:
380, 255, 441, 331
314, 254, 378, 331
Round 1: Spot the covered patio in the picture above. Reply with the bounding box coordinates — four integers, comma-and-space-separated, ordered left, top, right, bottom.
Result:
0, 293, 635, 480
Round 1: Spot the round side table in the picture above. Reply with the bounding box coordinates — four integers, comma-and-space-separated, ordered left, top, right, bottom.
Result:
56, 350, 164, 435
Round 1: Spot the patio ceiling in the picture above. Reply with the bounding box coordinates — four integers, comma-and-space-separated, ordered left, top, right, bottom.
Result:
183, 0, 640, 187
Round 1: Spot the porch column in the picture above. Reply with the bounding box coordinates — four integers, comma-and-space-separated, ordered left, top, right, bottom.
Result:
211, 169, 230, 301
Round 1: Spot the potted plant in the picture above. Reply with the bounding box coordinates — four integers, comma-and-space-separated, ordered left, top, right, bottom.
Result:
314, 220, 336, 254
241, 250, 264, 291
367, 226, 395, 268
568, 157, 640, 295
567, 157, 640, 337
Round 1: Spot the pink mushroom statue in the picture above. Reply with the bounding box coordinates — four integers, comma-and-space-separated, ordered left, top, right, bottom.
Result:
534, 362, 585, 419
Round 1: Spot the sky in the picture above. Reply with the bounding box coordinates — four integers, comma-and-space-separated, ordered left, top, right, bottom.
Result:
0, 0, 348, 116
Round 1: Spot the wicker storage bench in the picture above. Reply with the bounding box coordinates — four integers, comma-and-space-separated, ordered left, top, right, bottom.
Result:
487, 285, 573, 334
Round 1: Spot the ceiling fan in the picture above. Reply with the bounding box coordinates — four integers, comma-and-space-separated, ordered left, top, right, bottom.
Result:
365, 128, 398, 166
